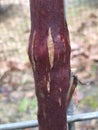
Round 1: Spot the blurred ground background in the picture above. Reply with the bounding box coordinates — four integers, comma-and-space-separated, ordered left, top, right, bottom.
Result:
0, 0, 98, 130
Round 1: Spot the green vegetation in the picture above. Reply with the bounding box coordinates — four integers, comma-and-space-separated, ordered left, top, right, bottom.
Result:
80, 94, 98, 110
18, 97, 37, 118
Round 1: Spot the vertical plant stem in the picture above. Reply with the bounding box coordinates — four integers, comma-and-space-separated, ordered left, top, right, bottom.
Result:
28, 0, 71, 130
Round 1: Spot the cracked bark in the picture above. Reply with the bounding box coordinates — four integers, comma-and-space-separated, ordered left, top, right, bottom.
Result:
28, 0, 71, 130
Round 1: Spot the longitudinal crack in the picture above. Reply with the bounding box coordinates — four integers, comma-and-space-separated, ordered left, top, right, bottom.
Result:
47, 28, 54, 69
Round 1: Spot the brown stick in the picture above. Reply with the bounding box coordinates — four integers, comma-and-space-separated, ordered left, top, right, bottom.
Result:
66, 74, 78, 109
28, 1, 71, 130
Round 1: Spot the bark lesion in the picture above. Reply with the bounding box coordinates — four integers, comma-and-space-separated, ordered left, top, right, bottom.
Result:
47, 28, 54, 69
28, 1, 71, 130
47, 73, 51, 93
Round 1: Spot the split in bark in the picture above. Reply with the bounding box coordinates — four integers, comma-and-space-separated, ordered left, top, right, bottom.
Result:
28, 1, 71, 130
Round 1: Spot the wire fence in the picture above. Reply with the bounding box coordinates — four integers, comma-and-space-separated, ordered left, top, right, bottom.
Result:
0, 111, 98, 130
0, 0, 98, 130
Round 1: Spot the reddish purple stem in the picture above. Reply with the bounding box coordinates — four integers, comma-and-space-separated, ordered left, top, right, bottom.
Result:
28, 1, 71, 130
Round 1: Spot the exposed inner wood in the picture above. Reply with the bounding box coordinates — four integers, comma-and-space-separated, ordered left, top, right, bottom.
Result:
47, 28, 54, 69
28, 1, 71, 130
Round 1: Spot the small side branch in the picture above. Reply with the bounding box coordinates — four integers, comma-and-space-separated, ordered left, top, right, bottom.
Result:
67, 73, 90, 108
